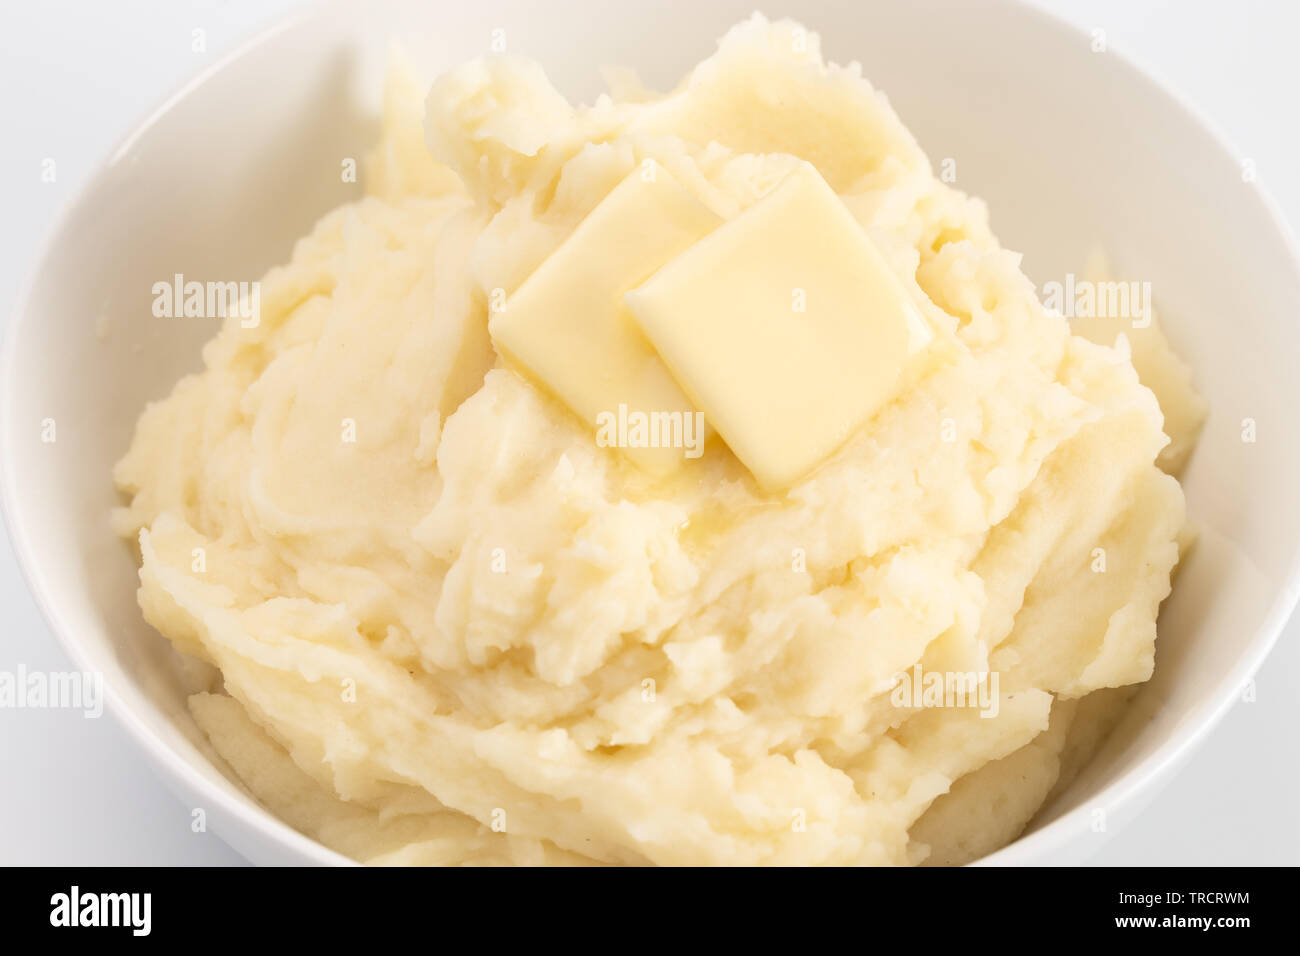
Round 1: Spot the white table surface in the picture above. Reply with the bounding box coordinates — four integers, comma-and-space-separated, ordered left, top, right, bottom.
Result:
1, 0, 1296, 866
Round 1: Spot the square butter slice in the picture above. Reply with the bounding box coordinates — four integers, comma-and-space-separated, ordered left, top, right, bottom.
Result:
489, 162, 721, 475
624, 161, 932, 491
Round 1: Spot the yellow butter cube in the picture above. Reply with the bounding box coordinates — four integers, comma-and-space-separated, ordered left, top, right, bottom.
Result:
489, 162, 721, 475
624, 161, 932, 491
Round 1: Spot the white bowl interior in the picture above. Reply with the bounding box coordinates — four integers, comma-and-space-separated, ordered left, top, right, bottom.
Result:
5, 0, 1299, 865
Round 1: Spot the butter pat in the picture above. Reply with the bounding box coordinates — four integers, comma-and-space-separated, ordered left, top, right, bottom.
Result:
625, 161, 932, 490
489, 162, 721, 475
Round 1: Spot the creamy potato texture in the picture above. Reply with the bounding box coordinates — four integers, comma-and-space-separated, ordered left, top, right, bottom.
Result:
113, 15, 1204, 865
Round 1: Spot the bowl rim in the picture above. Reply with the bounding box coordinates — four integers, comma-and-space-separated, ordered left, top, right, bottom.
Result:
976, 0, 1300, 864
0, 2, 352, 867
3, 0, 1299, 867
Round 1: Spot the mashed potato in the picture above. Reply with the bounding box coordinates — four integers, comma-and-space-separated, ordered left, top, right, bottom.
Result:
113, 15, 1204, 865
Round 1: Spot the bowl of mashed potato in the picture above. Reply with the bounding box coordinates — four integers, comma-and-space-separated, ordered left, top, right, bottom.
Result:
5, 0, 1300, 866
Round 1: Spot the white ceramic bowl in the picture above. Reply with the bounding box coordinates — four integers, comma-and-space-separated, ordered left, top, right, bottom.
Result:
4, 0, 1299, 866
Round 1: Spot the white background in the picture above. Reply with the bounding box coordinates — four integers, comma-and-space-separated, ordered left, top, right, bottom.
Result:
1, 0, 1296, 865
